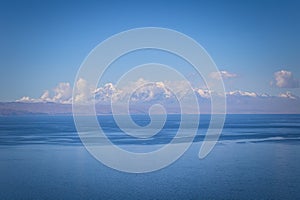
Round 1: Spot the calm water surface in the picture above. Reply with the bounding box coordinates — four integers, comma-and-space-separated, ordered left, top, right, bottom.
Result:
0, 114, 299, 199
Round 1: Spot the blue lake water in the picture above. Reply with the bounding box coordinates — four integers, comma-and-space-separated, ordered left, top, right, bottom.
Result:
0, 114, 300, 199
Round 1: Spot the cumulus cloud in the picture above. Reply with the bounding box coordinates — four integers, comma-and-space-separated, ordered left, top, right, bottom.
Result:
16, 77, 300, 109
278, 91, 299, 100
194, 88, 211, 99
74, 78, 95, 103
227, 90, 257, 97
40, 90, 51, 101
16, 96, 40, 103
52, 82, 72, 103
14, 77, 300, 114
16, 78, 197, 104
17, 82, 72, 104
210, 70, 237, 80
130, 82, 174, 103
94, 82, 125, 103
271, 70, 299, 88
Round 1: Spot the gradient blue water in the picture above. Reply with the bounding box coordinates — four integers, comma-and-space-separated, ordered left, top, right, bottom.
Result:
0, 115, 300, 199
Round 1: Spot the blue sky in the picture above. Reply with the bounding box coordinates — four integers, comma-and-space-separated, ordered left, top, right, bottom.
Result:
0, 0, 299, 102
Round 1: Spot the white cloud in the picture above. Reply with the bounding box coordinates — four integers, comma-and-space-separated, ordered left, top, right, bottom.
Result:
278, 91, 299, 99
16, 78, 196, 104
94, 82, 121, 103
227, 90, 257, 97
40, 90, 51, 101
16, 96, 39, 103
210, 70, 237, 80
261, 93, 271, 98
13, 77, 300, 114
17, 82, 73, 104
271, 70, 299, 88
194, 88, 211, 98
74, 78, 95, 103
53, 82, 72, 103
16, 77, 300, 108
130, 81, 174, 102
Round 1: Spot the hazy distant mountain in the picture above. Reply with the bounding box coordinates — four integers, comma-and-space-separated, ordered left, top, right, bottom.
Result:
1, 95, 300, 116
0, 102, 72, 116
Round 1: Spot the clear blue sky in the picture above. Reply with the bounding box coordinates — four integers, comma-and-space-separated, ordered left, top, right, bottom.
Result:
0, 0, 299, 101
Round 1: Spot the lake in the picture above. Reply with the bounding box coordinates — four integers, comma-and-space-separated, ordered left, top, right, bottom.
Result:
0, 114, 300, 199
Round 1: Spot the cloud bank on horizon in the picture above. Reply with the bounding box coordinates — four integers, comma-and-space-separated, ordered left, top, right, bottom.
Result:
15, 69, 300, 114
